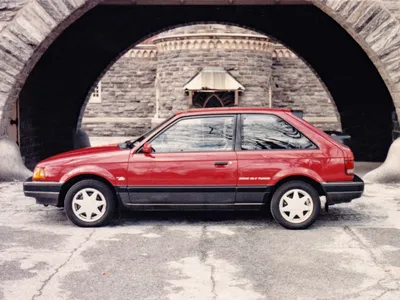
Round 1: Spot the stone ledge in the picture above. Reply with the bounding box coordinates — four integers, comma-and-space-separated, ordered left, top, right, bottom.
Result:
153, 33, 274, 52
273, 47, 297, 58
82, 116, 338, 124
153, 33, 270, 42
304, 116, 339, 123
82, 117, 153, 123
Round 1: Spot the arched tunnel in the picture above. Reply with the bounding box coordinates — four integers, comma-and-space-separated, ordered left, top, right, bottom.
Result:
19, 4, 395, 169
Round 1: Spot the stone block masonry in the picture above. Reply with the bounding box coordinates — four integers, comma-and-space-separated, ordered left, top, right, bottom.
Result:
156, 48, 273, 117
83, 24, 341, 136
272, 54, 341, 131
83, 54, 156, 136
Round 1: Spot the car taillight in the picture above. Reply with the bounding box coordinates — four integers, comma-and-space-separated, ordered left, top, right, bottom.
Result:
345, 160, 354, 175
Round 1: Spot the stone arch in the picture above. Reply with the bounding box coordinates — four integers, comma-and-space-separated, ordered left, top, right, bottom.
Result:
0, 1, 399, 167
312, 0, 400, 116
0, 0, 103, 135
1, 1, 400, 129
312, 0, 400, 118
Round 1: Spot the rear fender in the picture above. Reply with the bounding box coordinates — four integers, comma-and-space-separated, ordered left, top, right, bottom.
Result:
271, 167, 323, 184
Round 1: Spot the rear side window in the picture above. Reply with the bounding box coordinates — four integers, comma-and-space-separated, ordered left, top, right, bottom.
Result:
241, 114, 316, 150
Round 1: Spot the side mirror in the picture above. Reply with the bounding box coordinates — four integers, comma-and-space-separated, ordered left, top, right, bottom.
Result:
142, 142, 152, 154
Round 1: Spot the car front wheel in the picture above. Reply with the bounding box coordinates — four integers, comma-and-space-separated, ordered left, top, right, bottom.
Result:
64, 179, 116, 227
270, 181, 320, 229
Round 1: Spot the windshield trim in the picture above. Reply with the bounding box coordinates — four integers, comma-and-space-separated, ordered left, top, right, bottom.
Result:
122, 115, 175, 149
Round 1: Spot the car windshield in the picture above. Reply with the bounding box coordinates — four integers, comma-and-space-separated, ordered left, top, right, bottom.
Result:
122, 115, 175, 148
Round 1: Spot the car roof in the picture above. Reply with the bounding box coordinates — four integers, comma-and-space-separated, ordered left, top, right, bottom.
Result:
176, 107, 291, 116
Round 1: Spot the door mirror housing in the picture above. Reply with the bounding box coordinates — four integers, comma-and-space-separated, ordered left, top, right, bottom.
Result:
142, 142, 152, 154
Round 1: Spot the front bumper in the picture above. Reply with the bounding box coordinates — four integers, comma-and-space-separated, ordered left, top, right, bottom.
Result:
322, 175, 364, 205
23, 177, 62, 206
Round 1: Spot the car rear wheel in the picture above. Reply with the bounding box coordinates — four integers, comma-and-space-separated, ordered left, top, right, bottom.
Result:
270, 181, 320, 229
64, 179, 116, 227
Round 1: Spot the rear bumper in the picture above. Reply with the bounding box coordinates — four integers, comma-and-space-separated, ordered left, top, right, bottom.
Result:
321, 175, 364, 205
23, 177, 62, 206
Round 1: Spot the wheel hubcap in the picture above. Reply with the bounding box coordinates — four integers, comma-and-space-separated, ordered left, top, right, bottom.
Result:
279, 189, 314, 224
72, 188, 107, 222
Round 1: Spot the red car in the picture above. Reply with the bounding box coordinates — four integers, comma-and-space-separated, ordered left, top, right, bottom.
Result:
23, 108, 364, 229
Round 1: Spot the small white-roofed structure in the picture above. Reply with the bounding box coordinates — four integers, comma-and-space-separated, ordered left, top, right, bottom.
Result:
183, 67, 245, 106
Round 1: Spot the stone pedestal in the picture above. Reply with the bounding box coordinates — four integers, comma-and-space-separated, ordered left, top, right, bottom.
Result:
363, 138, 400, 184
0, 136, 32, 181
74, 129, 91, 149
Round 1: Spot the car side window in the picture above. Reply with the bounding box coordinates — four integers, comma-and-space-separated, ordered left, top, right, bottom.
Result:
241, 114, 317, 150
150, 116, 235, 153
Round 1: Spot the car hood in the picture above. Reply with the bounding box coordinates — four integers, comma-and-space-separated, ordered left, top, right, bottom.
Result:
39, 144, 123, 165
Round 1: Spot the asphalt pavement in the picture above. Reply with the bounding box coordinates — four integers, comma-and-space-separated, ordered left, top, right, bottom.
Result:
0, 179, 400, 300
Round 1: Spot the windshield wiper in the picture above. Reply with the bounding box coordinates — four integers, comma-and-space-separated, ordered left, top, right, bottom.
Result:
126, 140, 135, 149
119, 140, 134, 149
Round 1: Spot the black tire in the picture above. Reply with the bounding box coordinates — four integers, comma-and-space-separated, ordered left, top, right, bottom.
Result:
64, 179, 116, 227
270, 181, 321, 229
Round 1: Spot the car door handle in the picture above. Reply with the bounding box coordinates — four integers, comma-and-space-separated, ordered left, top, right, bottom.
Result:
214, 161, 229, 166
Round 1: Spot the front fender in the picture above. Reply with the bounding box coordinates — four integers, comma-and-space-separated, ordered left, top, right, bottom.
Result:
60, 165, 117, 184
271, 167, 324, 184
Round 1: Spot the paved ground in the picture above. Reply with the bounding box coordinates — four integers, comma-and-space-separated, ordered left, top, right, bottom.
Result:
1, 175, 400, 300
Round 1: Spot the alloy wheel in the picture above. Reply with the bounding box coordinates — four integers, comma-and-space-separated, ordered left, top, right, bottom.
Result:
72, 188, 107, 222
278, 189, 314, 224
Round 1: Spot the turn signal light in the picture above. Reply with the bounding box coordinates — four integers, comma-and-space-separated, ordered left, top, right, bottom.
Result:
33, 167, 46, 180
345, 160, 354, 175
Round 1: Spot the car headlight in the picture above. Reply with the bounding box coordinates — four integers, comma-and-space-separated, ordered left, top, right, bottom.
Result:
32, 167, 46, 180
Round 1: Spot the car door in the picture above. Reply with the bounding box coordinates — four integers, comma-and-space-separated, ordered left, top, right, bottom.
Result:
235, 113, 319, 205
127, 114, 238, 205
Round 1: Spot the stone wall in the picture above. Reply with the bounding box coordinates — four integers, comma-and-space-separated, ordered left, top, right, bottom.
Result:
83, 53, 156, 136
83, 24, 340, 135
0, 0, 28, 32
83, 120, 152, 137
272, 52, 341, 131
155, 24, 274, 117
156, 45, 273, 118
381, 0, 400, 23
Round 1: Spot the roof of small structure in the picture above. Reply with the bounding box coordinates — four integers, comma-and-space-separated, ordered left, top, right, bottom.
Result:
183, 67, 245, 91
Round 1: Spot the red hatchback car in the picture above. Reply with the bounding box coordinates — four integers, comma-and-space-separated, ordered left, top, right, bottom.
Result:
24, 108, 364, 229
